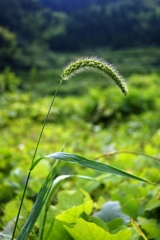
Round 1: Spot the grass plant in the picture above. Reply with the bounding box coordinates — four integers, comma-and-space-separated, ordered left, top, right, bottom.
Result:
3, 57, 158, 240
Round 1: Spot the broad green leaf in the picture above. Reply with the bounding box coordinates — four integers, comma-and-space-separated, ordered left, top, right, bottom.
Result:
144, 187, 160, 211
109, 183, 145, 219
56, 200, 93, 223
46, 152, 154, 183
107, 218, 124, 232
145, 197, 160, 211
56, 186, 92, 212
138, 217, 160, 239
39, 207, 72, 240
43, 219, 72, 240
57, 189, 86, 211
31, 159, 50, 178
4, 199, 33, 223
65, 218, 132, 240
44, 178, 93, 240
93, 201, 130, 224
90, 216, 109, 232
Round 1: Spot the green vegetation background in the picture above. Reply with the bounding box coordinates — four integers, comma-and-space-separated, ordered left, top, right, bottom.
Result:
0, 0, 160, 239
0, 0, 160, 70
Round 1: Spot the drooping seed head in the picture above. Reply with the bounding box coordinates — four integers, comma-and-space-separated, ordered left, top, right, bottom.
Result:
62, 57, 128, 95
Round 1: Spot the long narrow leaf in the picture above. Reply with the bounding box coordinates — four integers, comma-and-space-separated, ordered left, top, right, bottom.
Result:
17, 172, 101, 240
16, 151, 156, 240
17, 161, 59, 240
46, 152, 155, 184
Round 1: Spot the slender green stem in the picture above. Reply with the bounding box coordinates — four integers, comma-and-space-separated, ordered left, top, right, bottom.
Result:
31, 80, 63, 167
11, 80, 63, 240
131, 219, 148, 240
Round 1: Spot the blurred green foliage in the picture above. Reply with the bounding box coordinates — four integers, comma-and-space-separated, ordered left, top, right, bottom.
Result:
0, 0, 160, 70
0, 0, 160, 237
0, 68, 20, 93
0, 70, 160, 238
0, 27, 19, 70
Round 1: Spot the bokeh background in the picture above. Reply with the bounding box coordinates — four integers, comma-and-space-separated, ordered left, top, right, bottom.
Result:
0, 1, 160, 239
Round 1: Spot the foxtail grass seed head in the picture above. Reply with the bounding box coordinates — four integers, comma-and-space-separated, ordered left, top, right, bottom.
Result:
62, 57, 128, 95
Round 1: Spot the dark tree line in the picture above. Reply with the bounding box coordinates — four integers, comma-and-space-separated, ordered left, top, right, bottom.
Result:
0, 0, 160, 69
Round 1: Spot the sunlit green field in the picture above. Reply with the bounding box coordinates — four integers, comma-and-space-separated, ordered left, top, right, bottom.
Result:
1, 48, 160, 239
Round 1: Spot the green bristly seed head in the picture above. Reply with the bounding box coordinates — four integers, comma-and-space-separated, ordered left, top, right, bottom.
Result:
62, 57, 128, 96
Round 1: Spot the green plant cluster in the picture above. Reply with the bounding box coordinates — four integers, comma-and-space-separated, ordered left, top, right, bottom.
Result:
0, 69, 160, 239
1, 73, 159, 125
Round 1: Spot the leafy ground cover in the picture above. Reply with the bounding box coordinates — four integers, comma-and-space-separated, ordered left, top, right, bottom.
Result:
0, 54, 160, 239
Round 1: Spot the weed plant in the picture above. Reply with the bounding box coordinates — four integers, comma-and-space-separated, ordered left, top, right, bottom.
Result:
1, 57, 159, 240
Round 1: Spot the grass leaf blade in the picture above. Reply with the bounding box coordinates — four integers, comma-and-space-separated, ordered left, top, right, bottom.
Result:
46, 152, 155, 184
16, 161, 59, 240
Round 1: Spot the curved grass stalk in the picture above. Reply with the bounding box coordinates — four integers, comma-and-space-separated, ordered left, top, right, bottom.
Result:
131, 219, 148, 240
13, 57, 128, 240
62, 57, 128, 96
11, 81, 63, 240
